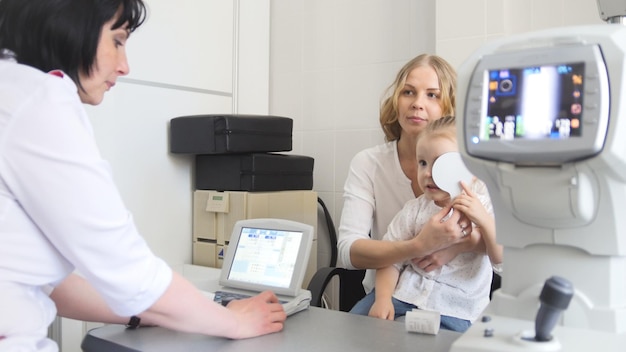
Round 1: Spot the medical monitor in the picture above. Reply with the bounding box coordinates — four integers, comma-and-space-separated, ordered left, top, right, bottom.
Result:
463, 44, 610, 165
218, 218, 313, 296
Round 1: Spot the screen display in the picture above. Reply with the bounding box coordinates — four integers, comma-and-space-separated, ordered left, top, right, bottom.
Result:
227, 226, 303, 288
480, 62, 585, 141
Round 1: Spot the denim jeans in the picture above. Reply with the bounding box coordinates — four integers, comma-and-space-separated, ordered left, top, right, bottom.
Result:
349, 290, 471, 333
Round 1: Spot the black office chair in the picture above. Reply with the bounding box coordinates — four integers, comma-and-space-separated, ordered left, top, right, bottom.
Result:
308, 198, 366, 311
490, 272, 502, 299
308, 266, 365, 311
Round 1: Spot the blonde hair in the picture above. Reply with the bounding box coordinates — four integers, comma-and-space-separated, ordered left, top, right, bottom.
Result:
380, 54, 457, 142
420, 115, 457, 144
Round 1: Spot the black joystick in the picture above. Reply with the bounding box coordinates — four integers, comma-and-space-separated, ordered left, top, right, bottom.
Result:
534, 276, 574, 342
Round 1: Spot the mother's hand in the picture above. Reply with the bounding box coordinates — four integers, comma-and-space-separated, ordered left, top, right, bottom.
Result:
410, 205, 470, 257
412, 247, 458, 272
412, 207, 484, 270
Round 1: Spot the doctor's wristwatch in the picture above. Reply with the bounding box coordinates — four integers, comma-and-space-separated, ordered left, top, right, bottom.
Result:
126, 316, 141, 329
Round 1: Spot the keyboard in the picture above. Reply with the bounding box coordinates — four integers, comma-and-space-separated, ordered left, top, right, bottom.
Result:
213, 290, 288, 306
213, 290, 252, 306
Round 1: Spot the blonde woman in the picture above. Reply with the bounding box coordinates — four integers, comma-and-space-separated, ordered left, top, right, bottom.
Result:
337, 54, 483, 298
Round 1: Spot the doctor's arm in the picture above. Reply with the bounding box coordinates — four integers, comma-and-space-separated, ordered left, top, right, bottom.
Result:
137, 272, 285, 339
50, 273, 130, 325
51, 272, 286, 339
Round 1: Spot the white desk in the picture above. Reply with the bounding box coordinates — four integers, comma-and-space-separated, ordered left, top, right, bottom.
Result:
81, 265, 461, 351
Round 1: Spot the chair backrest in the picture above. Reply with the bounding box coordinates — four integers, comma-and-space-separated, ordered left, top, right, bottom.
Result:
310, 197, 366, 311
316, 197, 337, 267
490, 272, 502, 299
307, 267, 366, 312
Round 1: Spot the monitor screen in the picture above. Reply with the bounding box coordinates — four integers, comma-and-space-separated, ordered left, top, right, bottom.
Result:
463, 44, 609, 165
228, 226, 303, 288
481, 63, 585, 141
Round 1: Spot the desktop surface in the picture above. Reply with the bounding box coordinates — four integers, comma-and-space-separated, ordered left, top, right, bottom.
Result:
82, 306, 461, 352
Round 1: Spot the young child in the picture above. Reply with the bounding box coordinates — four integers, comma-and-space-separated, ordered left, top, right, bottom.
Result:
351, 116, 502, 332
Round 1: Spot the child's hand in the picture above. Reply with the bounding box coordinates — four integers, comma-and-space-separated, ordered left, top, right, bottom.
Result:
413, 247, 458, 272
452, 181, 491, 229
368, 299, 395, 321
453, 181, 502, 264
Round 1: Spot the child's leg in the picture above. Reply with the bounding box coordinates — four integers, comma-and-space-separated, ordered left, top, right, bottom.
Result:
440, 315, 471, 332
390, 297, 417, 319
348, 290, 376, 315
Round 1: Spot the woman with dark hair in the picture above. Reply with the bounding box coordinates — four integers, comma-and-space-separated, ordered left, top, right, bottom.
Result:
0, 1, 285, 350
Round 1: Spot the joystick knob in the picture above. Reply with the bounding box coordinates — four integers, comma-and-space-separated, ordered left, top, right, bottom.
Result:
535, 276, 574, 342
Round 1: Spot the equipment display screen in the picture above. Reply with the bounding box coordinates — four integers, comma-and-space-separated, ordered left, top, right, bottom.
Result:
228, 226, 302, 288
463, 43, 608, 165
481, 63, 585, 141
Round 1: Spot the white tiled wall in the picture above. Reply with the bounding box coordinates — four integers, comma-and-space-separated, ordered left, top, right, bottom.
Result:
269, 0, 436, 242
269, 0, 604, 246
436, 0, 603, 68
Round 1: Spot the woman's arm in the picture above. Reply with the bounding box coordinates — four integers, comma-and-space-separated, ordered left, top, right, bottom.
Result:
349, 237, 423, 269
140, 272, 285, 339
350, 204, 469, 269
412, 227, 484, 272
337, 195, 380, 269
337, 147, 416, 269
51, 272, 287, 339
50, 273, 129, 325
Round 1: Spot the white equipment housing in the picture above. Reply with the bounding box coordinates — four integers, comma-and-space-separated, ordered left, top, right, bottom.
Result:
451, 23, 626, 352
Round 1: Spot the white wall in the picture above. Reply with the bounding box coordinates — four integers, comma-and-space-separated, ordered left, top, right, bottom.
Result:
269, 0, 437, 239
85, 0, 269, 272
268, 0, 604, 237
435, 0, 604, 69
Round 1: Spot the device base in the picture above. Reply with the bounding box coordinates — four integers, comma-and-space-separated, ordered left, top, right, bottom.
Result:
450, 315, 626, 352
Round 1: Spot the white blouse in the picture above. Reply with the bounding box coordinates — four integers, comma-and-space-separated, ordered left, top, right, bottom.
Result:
0, 60, 171, 351
337, 141, 415, 292
384, 180, 494, 322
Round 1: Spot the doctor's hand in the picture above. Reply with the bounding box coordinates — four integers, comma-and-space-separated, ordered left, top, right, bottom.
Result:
225, 290, 286, 339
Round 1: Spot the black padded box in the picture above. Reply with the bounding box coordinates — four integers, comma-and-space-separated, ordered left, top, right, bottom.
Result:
170, 114, 293, 154
195, 153, 314, 191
